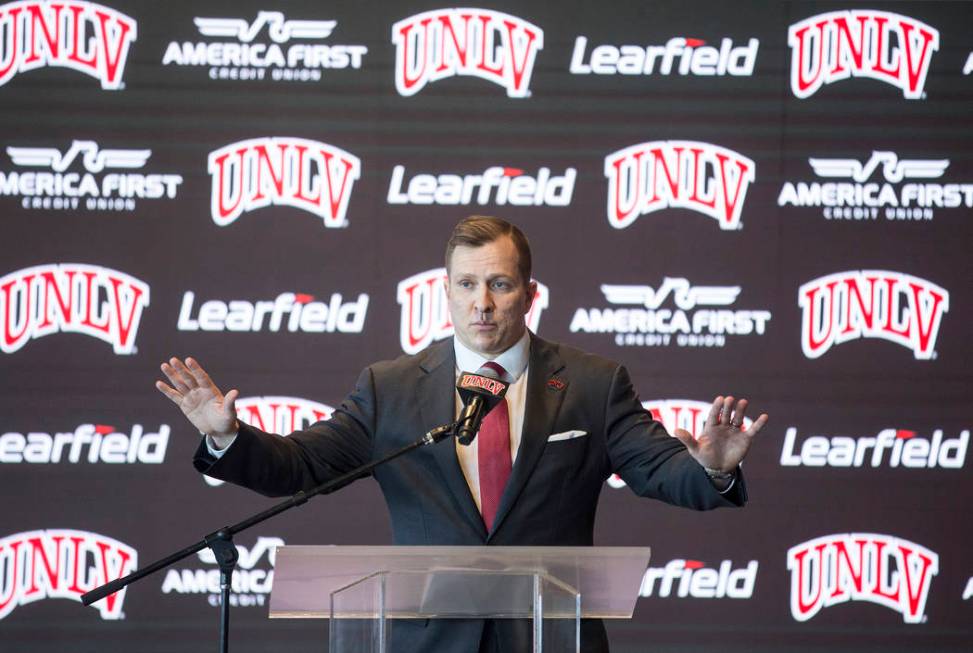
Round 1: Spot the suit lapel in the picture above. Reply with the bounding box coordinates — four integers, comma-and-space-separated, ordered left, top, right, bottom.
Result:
488, 335, 566, 539
417, 341, 487, 539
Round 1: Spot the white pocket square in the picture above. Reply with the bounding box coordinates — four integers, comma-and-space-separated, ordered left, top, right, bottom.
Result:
547, 430, 588, 442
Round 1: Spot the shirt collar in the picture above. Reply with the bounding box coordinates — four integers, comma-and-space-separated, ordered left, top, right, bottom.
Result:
453, 330, 530, 382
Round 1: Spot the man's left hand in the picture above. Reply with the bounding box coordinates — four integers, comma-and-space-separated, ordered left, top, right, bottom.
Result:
672, 396, 768, 473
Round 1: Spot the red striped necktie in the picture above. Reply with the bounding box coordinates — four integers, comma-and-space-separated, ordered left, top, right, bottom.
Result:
478, 361, 511, 531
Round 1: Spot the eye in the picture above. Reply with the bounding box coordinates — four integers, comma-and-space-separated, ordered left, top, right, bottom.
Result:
458, 279, 474, 289
491, 280, 512, 291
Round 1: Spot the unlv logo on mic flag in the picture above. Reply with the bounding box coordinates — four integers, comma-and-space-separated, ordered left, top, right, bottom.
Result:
0, 529, 137, 620
604, 141, 755, 230
1, 263, 149, 355
392, 8, 543, 98
788, 533, 938, 623
208, 137, 361, 228
0, 1, 136, 90
788, 11, 939, 100
396, 267, 549, 355
798, 270, 948, 360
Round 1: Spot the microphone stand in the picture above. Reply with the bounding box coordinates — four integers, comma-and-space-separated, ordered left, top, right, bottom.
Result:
81, 422, 457, 653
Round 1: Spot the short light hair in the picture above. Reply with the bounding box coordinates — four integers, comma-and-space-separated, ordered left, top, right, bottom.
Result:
445, 216, 532, 286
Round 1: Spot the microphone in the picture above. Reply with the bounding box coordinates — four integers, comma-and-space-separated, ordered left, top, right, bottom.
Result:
455, 366, 509, 446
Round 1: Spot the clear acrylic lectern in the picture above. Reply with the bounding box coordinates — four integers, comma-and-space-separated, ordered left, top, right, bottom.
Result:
268, 546, 651, 653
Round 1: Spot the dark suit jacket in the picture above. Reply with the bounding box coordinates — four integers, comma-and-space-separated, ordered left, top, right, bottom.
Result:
194, 334, 746, 652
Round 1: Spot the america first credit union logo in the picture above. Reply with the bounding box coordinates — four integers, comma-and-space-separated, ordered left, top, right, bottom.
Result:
162, 11, 367, 82
2, 140, 184, 211
798, 271, 948, 360
397, 267, 548, 355
789, 10, 939, 100
0, 1, 136, 89
1, 263, 149, 354
605, 141, 755, 230
788, 533, 938, 623
208, 137, 361, 228
778, 152, 970, 222
392, 8, 543, 98
0, 529, 137, 620
571, 277, 771, 349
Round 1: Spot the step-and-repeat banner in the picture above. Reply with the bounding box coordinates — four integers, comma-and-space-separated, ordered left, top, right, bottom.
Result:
1, 1, 971, 651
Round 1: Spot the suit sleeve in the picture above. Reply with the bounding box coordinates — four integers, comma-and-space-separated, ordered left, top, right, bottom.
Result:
192, 366, 377, 497
604, 364, 747, 509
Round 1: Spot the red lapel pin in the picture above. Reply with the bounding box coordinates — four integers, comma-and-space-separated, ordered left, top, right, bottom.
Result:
546, 378, 566, 391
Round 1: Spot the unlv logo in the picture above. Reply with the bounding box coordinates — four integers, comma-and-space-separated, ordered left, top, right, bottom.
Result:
0, 529, 137, 620
392, 8, 543, 98
1, 263, 150, 355
788, 533, 938, 623
789, 11, 939, 99
799, 270, 949, 360
204, 397, 334, 487
0, 1, 136, 89
604, 141, 755, 230
396, 267, 548, 355
207, 137, 361, 227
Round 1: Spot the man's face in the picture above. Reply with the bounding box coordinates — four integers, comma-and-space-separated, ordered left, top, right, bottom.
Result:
445, 235, 536, 358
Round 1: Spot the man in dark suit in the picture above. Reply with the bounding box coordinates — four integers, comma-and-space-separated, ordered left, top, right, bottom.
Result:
157, 216, 767, 652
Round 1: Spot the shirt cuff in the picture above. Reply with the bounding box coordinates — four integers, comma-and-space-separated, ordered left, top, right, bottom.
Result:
204, 432, 237, 458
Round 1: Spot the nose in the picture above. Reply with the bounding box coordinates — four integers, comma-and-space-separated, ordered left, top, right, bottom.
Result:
474, 286, 494, 315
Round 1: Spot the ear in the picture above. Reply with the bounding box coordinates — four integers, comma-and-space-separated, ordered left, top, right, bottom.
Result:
524, 280, 537, 314
442, 275, 451, 300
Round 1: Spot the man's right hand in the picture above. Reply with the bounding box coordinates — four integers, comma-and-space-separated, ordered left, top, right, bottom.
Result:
156, 357, 239, 450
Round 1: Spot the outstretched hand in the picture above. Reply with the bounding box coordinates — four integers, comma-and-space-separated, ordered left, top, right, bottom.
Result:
672, 396, 768, 473
156, 357, 239, 448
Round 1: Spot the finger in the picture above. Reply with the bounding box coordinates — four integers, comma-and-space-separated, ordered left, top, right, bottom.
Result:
745, 413, 769, 437
672, 428, 698, 454
223, 389, 239, 419
155, 380, 183, 403
161, 360, 192, 393
721, 396, 735, 425
170, 358, 199, 389
731, 398, 749, 426
186, 357, 218, 391
705, 396, 723, 427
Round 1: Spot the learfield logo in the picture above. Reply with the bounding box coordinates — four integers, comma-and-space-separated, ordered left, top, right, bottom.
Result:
208, 137, 360, 227
605, 141, 755, 230
177, 290, 368, 333
608, 399, 753, 489
781, 427, 968, 469
0, 1, 136, 89
0, 529, 137, 620
570, 36, 758, 76
392, 8, 543, 98
387, 165, 575, 207
789, 11, 939, 99
788, 533, 938, 623
570, 277, 771, 348
639, 558, 759, 599
639, 558, 758, 599
1, 264, 149, 355
204, 396, 334, 487
799, 271, 948, 360
0, 423, 169, 463
396, 267, 548, 355
162, 536, 281, 608
163, 11, 367, 82
778, 152, 970, 221
2, 140, 184, 211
